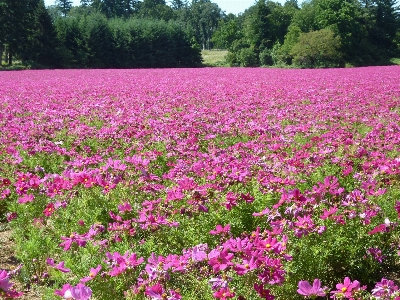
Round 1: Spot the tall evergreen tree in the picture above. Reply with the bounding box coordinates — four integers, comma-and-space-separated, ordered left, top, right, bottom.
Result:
56, 0, 73, 17
18, 0, 59, 66
171, 0, 187, 10
374, 0, 399, 49
0, 0, 31, 65
80, 0, 92, 6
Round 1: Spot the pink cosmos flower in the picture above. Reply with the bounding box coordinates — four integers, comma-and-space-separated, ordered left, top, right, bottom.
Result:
395, 201, 400, 218
43, 203, 55, 217
55, 283, 92, 300
47, 258, 71, 273
234, 256, 258, 275
191, 243, 208, 262
210, 224, 230, 235
371, 278, 399, 298
118, 202, 132, 213
0, 270, 13, 294
297, 279, 327, 297
145, 283, 182, 300
208, 249, 234, 273
331, 277, 365, 299
80, 265, 102, 283
0, 269, 23, 298
17, 194, 34, 204
254, 283, 275, 299
213, 287, 235, 299
69, 283, 92, 300
367, 247, 386, 263
209, 275, 232, 290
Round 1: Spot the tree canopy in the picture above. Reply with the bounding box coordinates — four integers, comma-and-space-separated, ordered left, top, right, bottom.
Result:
1, 0, 399, 68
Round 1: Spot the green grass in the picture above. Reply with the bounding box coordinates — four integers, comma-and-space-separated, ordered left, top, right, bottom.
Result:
390, 57, 400, 65
0, 60, 28, 70
201, 50, 229, 67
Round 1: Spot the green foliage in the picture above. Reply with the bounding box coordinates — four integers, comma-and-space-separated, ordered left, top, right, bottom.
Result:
1, 0, 399, 68
56, 0, 73, 17
187, 0, 223, 50
54, 15, 202, 68
276, 24, 301, 65
211, 19, 241, 50
259, 42, 283, 66
290, 28, 343, 68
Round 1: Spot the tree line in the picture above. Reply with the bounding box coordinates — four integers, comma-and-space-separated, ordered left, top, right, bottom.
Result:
0, 0, 399, 68
0, 0, 213, 68
213, 0, 400, 67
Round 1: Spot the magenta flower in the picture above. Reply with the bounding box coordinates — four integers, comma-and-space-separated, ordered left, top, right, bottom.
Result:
213, 287, 235, 299
254, 283, 275, 299
0, 269, 23, 298
209, 275, 232, 290
80, 265, 102, 283
371, 278, 399, 298
191, 243, 208, 262
395, 201, 400, 218
17, 194, 34, 204
145, 283, 182, 300
47, 258, 71, 273
118, 202, 132, 213
208, 249, 234, 273
55, 283, 92, 300
0, 270, 13, 292
43, 202, 55, 217
210, 224, 230, 235
70, 283, 92, 300
331, 277, 365, 298
234, 256, 258, 275
297, 279, 327, 297
145, 283, 164, 299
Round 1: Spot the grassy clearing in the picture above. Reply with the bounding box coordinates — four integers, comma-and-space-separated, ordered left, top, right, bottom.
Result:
201, 50, 229, 67
390, 58, 400, 65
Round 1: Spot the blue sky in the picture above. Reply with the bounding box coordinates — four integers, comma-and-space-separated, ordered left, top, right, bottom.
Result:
43, 0, 286, 16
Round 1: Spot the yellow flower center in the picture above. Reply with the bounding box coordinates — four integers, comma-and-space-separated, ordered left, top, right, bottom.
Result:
265, 243, 271, 248
341, 287, 347, 292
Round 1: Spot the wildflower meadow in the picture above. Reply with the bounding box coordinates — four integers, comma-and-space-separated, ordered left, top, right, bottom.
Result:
1, 67, 400, 299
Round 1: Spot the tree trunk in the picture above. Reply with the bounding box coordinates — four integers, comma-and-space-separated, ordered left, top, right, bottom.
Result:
4, 44, 9, 65
8, 49, 12, 66
0, 44, 3, 66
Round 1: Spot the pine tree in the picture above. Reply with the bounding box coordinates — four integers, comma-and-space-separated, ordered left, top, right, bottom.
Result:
171, 0, 187, 10
56, 0, 73, 17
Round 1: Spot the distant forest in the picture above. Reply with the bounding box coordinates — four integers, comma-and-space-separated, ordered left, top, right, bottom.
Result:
0, 0, 399, 68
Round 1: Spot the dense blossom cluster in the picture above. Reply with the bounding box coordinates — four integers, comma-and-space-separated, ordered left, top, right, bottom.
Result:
0, 67, 400, 299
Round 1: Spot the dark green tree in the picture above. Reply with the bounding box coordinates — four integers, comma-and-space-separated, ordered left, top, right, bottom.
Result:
56, 0, 73, 17
171, 0, 187, 10
290, 28, 343, 67
55, 16, 88, 67
212, 18, 242, 49
371, 0, 399, 50
138, 0, 174, 20
0, 0, 33, 65
80, 0, 92, 6
188, 0, 223, 50
20, 0, 59, 67
243, 0, 272, 52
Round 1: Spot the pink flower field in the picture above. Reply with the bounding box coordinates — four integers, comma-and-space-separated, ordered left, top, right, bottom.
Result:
0, 67, 400, 299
